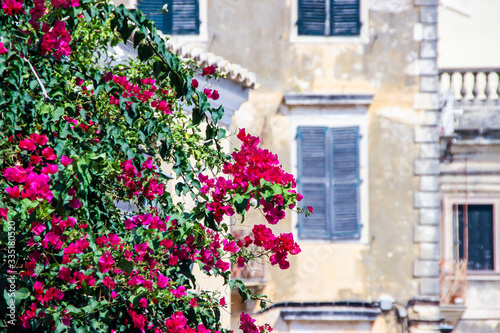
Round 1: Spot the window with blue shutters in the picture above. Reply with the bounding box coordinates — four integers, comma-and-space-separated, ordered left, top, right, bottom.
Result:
454, 204, 494, 271
297, 126, 361, 240
298, 0, 361, 36
138, 0, 200, 35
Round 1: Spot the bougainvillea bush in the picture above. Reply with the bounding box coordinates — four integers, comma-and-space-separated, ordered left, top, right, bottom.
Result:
0, 0, 307, 331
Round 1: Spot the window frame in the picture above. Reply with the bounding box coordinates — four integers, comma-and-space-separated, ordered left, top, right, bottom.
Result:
134, 0, 208, 42
288, 107, 369, 244
290, 0, 369, 44
442, 195, 500, 278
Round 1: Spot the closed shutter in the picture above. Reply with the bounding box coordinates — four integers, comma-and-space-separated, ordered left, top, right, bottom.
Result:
138, 0, 170, 33
458, 204, 494, 270
330, 0, 361, 36
171, 0, 200, 35
331, 127, 361, 239
297, 127, 330, 239
298, 0, 328, 36
138, 0, 199, 35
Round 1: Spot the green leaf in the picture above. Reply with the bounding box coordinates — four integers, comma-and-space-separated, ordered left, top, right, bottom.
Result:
117, 258, 134, 274
138, 43, 154, 61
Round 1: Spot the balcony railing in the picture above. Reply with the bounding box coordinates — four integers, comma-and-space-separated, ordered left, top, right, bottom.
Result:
440, 260, 467, 305
231, 259, 266, 284
439, 69, 500, 108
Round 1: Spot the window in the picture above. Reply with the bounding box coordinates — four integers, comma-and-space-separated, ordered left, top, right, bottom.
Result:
297, 0, 361, 36
453, 204, 494, 271
138, 0, 200, 35
297, 126, 361, 240
443, 197, 500, 276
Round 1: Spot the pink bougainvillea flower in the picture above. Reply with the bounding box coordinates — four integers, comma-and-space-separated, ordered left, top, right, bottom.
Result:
42, 147, 56, 160
215, 259, 230, 272
237, 256, 246, 267
139, 297, 148, 308
30, 133, 48, 145
2, 0, 24, 16
103, 276, 116, 289
239, 313, 258, 333
127, 309, 147, 331
62, 311, 71, 326
191, 79, 198, 88
5, 185, 21, 198
0, 42, 8, 55
220, 297, 226, 306
203, 88, 212, 99
59, 266, 75, 283
98, 251, 114, 273
202, 65, 216, 76
61, 155, 73, 166
41, 21, 72, 60
69, 197, 82, 209
4, 165, 32, 183
189, 297, 198, 307
111, 290, 118, 299
211, 90, 220, 100
0, 207, 8, 220
41, 163, 58, 175
157, 273, 169, 288
30, 155, 42, 165
19, 138, 37, 151
171, 285, 186, 298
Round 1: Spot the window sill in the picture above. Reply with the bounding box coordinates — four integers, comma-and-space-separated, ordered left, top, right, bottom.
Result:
466, 273, 500, 281
290, 34, 368, 44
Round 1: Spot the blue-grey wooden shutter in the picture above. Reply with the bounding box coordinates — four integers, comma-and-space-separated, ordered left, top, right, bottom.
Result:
297, 127, 330, 239
298, 0, 328, 36
331, 127, 361, 239
138, 0, 199, 35
330, 0, 360, 36
171, 0, 200, 35
138, 0, 171, 33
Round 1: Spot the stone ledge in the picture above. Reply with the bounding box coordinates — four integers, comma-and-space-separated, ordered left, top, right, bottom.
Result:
415, 0, 439, 5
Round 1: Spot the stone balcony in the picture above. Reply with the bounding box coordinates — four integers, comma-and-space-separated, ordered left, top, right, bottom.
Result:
439, 69, 500, 143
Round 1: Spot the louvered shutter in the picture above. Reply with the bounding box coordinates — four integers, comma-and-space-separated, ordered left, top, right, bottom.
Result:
298, 0, 328, 36
331, 127, 361, 239
138, 0, 199, 35
297, 127, 330, 239
138, 0, 170, 33
171, 0, 199, 35
330, 0, 361, 36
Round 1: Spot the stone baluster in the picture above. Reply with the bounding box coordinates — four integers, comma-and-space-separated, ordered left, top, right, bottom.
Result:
471, 71, 479, 103
497, 71, 500, 106
460, 72, 467, 102
484, 72, 491, 101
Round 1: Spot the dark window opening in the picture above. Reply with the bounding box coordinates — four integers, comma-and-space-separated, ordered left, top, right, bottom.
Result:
453, 204, 494, 271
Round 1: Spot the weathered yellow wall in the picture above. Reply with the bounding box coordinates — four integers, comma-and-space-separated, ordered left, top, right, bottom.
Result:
203, 0, 422, 326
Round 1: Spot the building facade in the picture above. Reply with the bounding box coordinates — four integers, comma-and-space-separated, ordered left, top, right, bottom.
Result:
115, 0, 500, 332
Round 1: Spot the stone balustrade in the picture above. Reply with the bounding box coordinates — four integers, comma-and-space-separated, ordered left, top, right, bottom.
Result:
439, 69, 500, 108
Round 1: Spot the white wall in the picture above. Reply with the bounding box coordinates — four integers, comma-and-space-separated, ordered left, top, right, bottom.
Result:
438, 0, 500, 68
